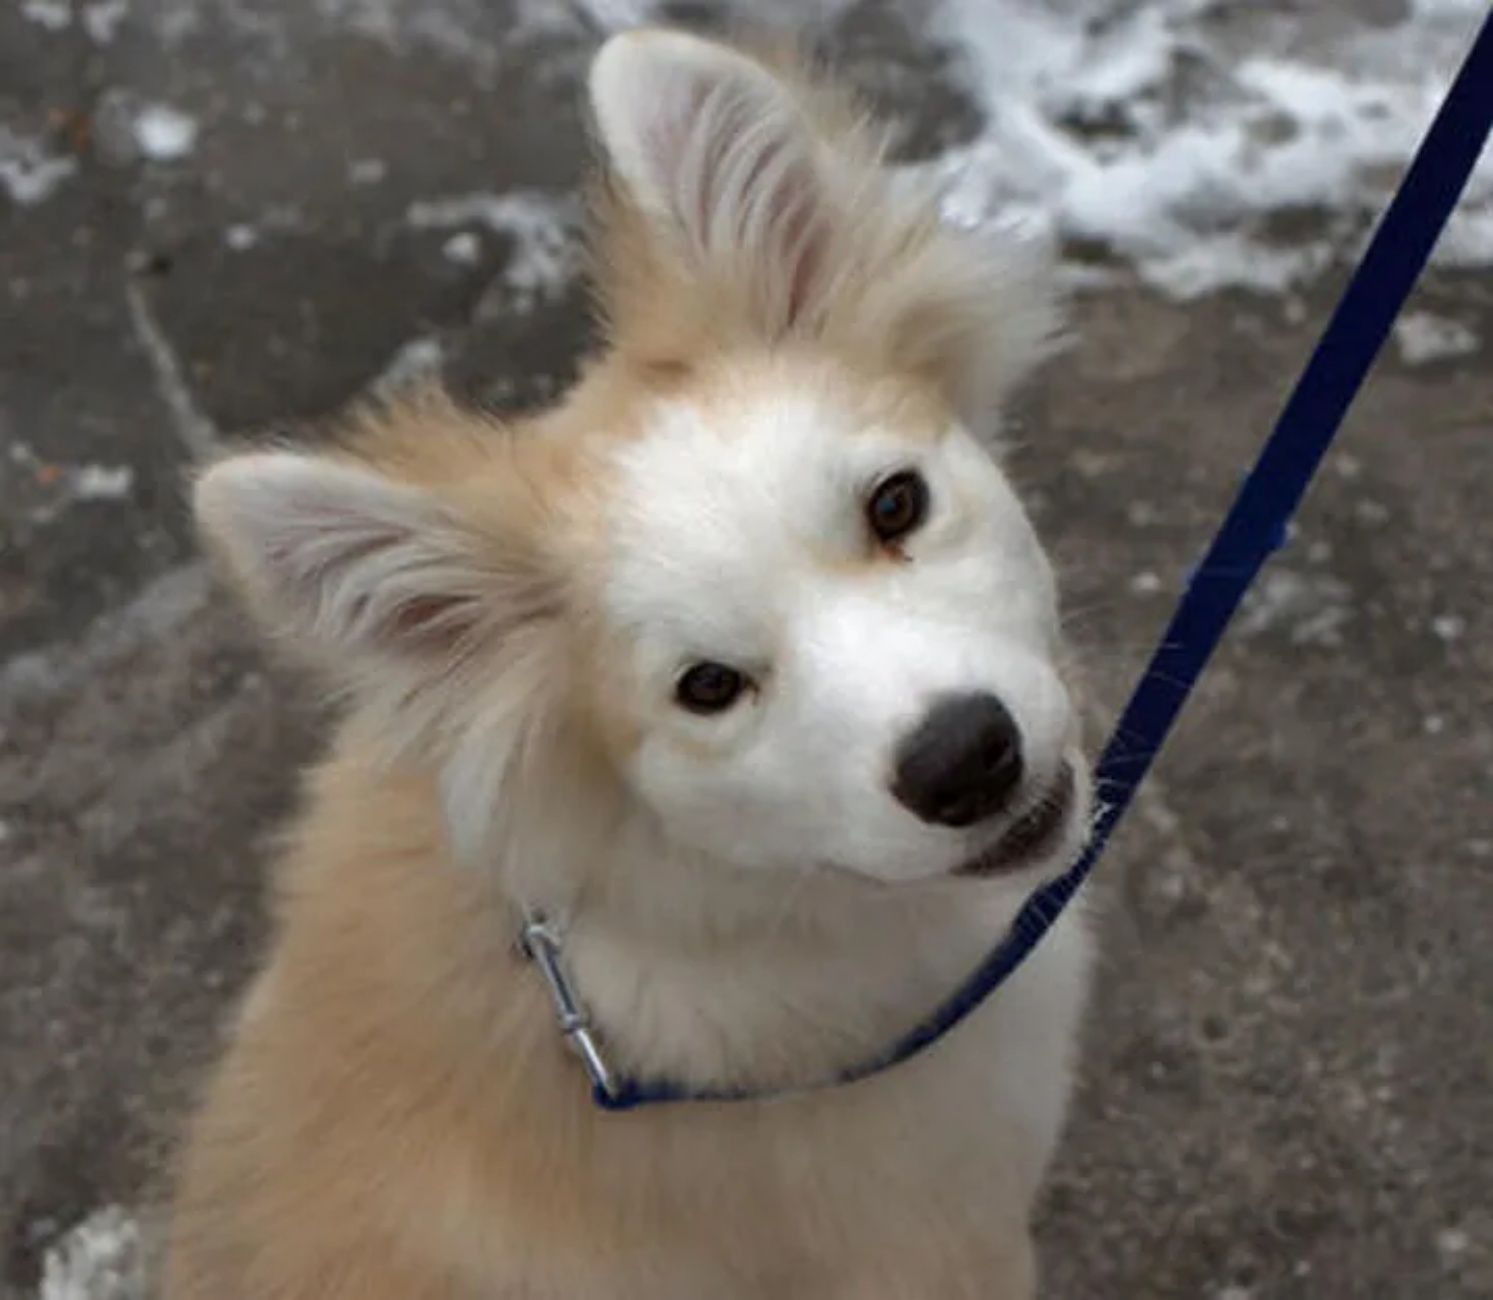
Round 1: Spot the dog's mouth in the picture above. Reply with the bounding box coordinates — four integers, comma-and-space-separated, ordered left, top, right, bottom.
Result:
954, 763, 1079, 878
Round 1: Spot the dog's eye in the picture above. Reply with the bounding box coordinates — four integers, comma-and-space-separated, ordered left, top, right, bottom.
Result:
676, 662, 748, 714
866, 471, 929, 545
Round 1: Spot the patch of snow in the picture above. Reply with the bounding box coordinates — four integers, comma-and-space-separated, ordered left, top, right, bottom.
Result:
310, 0, 519, 67
225, 222, 259, 250
83, 0, 130, 43
920, 0, 1493, 298
543, 0, 862, 33
442, 231, 482, 266
1394, 311, 1479, 365
348, 157, 387, 185
1431, 614, 1465, 642
0, 127, 77, 207
571, 0, 655, 29
406, 191, 581, 311
370, 336, 445, 400
22, 0, 72, 31
38, 1206, 146, 1300
1436, 1225, 1471, 1257
71, 465, 136, 501
133, 103, 199, 161
1237, 569, 1353, 648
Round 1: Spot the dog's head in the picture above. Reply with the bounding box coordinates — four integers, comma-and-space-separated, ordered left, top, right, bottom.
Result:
194, 29, 1088, 896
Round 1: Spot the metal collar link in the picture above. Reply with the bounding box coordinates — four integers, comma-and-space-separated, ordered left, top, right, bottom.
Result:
519, 912, 617, 1101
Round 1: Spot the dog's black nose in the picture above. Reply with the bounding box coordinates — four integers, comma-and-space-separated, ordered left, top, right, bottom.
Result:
891, 693, 1024, 828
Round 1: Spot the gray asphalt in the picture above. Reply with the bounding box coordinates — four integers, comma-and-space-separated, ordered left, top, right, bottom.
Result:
2, 2, 1490, 1297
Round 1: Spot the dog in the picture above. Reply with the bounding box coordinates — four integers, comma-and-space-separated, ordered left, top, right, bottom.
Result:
164, 25, 1095, 1300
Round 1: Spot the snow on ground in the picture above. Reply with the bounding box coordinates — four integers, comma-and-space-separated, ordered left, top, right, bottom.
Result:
915, 0, 1492, 296
405, 190, 583, 312
1394, 309, 1482, 365
130, 103, 199, 163
418, 0, 1493, 299
0, 126, 77, 207
470, 0, 1493, 300
37, 1208, 146, 1300
15, 0, 1489, 298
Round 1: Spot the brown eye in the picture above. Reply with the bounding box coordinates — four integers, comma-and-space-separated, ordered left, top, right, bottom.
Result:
867, 471, 929, 545
676, 662, 748, 714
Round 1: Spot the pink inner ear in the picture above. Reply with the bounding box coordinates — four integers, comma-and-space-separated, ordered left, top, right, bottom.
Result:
642, 77, 712, 232
779, 174, 828, 327
260, 505, 484, 654
644, 76, 830, 332
329, 585, 483, 659
387, 593, 480, 647
730, 124, 828, 326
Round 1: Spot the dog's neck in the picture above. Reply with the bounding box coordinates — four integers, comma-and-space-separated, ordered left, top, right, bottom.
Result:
507, 815, 1033, 1096
320, 740, 1038, 1100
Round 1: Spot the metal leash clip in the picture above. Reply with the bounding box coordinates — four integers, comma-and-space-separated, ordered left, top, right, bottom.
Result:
518, 912, 616, 1100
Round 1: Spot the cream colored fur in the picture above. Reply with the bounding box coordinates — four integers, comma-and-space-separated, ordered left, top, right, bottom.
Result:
164, 27, 1094, 1300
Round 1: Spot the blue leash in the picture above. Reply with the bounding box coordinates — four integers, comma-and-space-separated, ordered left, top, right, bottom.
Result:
581, 9, 1493, 1112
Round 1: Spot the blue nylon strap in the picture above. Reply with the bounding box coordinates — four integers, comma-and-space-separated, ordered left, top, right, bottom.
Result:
596, 8, 1493, 1113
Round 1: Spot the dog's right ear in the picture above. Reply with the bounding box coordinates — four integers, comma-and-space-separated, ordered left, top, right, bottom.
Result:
195, 446, 591, 865
192, 450, 555, 674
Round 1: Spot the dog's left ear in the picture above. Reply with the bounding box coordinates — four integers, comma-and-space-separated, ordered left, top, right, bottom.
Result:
589, 28, 841, 330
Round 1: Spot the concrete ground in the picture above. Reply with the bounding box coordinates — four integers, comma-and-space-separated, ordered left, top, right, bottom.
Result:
1, 2, 1489, 1297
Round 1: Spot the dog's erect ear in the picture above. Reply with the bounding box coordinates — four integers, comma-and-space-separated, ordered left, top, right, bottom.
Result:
588, 29, 1060, 435
193, 451, 549, 669
588, 29, 840, 327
